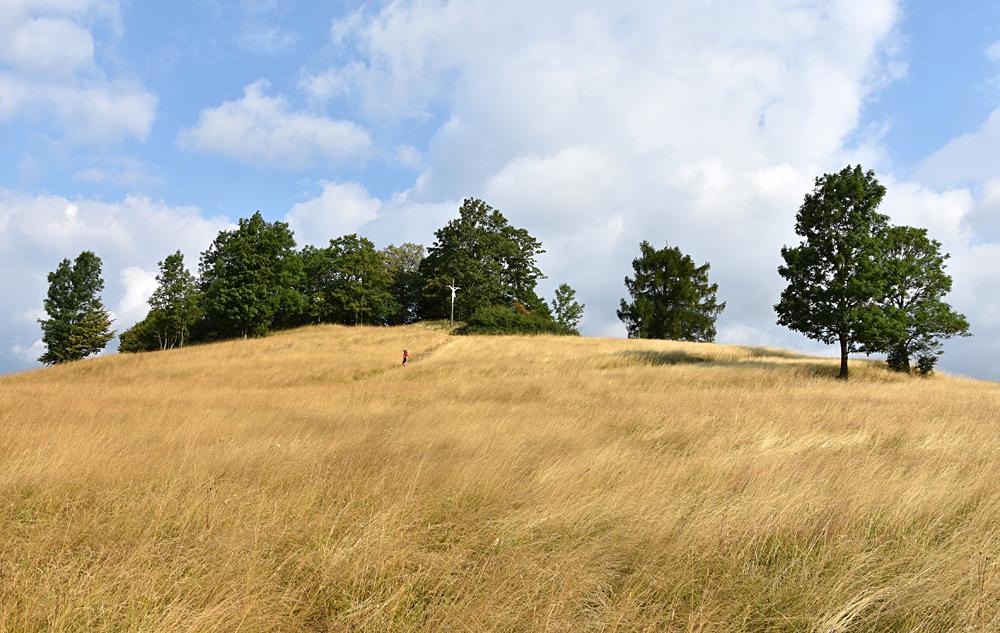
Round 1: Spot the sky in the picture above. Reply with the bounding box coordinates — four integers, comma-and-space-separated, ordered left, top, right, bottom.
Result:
2, 0, 1000, 379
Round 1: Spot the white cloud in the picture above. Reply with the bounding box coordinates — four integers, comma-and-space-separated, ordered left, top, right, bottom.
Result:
0, 0, 155, 143
988, 41, 1000, 63
117, 266, 159, 324
285, 181, 381, 247
0, 190, 231, 372
292, 0, 1000, 381
179, 81, 371, 168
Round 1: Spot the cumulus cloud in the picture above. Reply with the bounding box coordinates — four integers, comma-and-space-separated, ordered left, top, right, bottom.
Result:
289, 0, 1000, 379
179, 81, 371, 168
299, 1, 896, 338
0, 0, 155, 143
285, 181, 382, 247
0, 190, 230, 372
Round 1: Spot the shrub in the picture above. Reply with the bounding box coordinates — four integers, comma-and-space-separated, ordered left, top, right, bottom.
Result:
916, 353, 938, 376
458, 305, 576, 336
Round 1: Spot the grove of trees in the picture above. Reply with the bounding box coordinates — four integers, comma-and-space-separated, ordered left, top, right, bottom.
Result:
776, 165, 969, 378
38, 174, 971, 378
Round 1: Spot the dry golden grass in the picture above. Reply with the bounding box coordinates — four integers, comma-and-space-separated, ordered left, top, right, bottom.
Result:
2, 324, 999, 632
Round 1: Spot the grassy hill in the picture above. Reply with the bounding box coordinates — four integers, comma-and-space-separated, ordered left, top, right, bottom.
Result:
2, 325, 999, 632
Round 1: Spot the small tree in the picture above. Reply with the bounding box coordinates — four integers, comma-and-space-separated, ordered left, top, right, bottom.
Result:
148, 250, 201, 349
617, 241, 725, 341
199, 212, 304, 338
876, 225, 970, 373
775, 165, 889, 379
550, 283, 584, 333
38, 251, 115, 364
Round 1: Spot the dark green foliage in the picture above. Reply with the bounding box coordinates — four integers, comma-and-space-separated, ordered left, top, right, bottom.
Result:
381, 242, 425, 325
775, 165, 889, 379
458, 304, 575, 336
875, 225, 970, 373
198, 212, 304, 338
418, 198, 545, 321
916, 354, 938, 376
149, 251, 201, 348
300, 234, 396, 325
118, 317, 159, 353
551, 283, 585, 333
119, 251, 203, 353
617, 241, 725, 342
38, 251, 115, 364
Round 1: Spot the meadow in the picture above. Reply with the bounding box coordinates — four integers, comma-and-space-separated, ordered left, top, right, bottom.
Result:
1, 324, 999, 632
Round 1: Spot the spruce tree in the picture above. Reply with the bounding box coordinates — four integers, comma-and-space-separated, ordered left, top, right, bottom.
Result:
38, 251, 115, 364
617, 241, 725, 341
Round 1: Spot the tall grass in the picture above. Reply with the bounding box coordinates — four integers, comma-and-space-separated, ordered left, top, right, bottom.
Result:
1, 324, 999, 632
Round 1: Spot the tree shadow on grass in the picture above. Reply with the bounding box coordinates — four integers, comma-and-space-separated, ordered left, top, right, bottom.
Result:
616, 349, 842, 379
618, 350, 713, 366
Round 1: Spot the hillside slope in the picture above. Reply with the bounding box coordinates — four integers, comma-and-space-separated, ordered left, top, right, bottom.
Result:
2, 325, 999, 632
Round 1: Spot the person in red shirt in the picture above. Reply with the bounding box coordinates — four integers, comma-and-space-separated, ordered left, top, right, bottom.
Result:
402, 349, 409, 367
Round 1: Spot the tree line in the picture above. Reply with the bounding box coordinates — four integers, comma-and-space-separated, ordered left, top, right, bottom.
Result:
37, 165, 970, 379
38, 198, 586, 363
614, 165, 970, 378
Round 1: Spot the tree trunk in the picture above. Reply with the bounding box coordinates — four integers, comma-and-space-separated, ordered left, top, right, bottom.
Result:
838, 334, 849, 380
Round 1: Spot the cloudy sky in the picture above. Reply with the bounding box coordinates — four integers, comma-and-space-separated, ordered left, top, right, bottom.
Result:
2, 0, 1000, 379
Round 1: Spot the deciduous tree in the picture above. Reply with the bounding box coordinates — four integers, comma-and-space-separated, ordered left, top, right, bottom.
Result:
199, 212, 303, 338
551, 283, 585, 333
876, 225, 970, 373
418, 198, 545, 321
775, 165, 889, 379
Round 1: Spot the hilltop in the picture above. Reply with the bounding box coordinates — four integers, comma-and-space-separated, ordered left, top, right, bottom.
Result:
2, 325, 999, 632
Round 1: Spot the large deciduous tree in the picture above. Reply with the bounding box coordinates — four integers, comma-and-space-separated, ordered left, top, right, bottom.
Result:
875, 225, 970, 374
775, 165, 890, 380
418, 198, 545, 321
38, 251, 115, 364
617, 241, 725, 342
382, 242, 425, 325
301, 234, 396, 325
199, 212, 304, 338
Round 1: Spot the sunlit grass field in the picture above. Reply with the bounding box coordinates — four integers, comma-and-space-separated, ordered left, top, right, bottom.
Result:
2, 324, 999, 632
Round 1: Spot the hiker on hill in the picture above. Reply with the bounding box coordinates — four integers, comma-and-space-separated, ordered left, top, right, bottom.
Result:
402, 349, 409, 367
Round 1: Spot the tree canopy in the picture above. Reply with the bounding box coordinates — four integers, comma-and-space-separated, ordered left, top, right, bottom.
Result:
875, 225, 970, 373
418, 198, 546, 321
551, 283, 585, 334
775, 165, 889, 379
617, 241, 725, 342
38, 251, 115, 364
199, 212, 304, 338
301, 234, 396, 326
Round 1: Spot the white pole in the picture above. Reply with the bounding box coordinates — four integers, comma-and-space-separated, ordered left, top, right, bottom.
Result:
447, 282, 460, 326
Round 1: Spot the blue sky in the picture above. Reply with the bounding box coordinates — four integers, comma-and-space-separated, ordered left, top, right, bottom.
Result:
3, 0, 1000, 379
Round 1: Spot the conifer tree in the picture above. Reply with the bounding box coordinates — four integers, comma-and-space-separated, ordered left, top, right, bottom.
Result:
38, 251, 115, 364
617, 241, 724, 341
